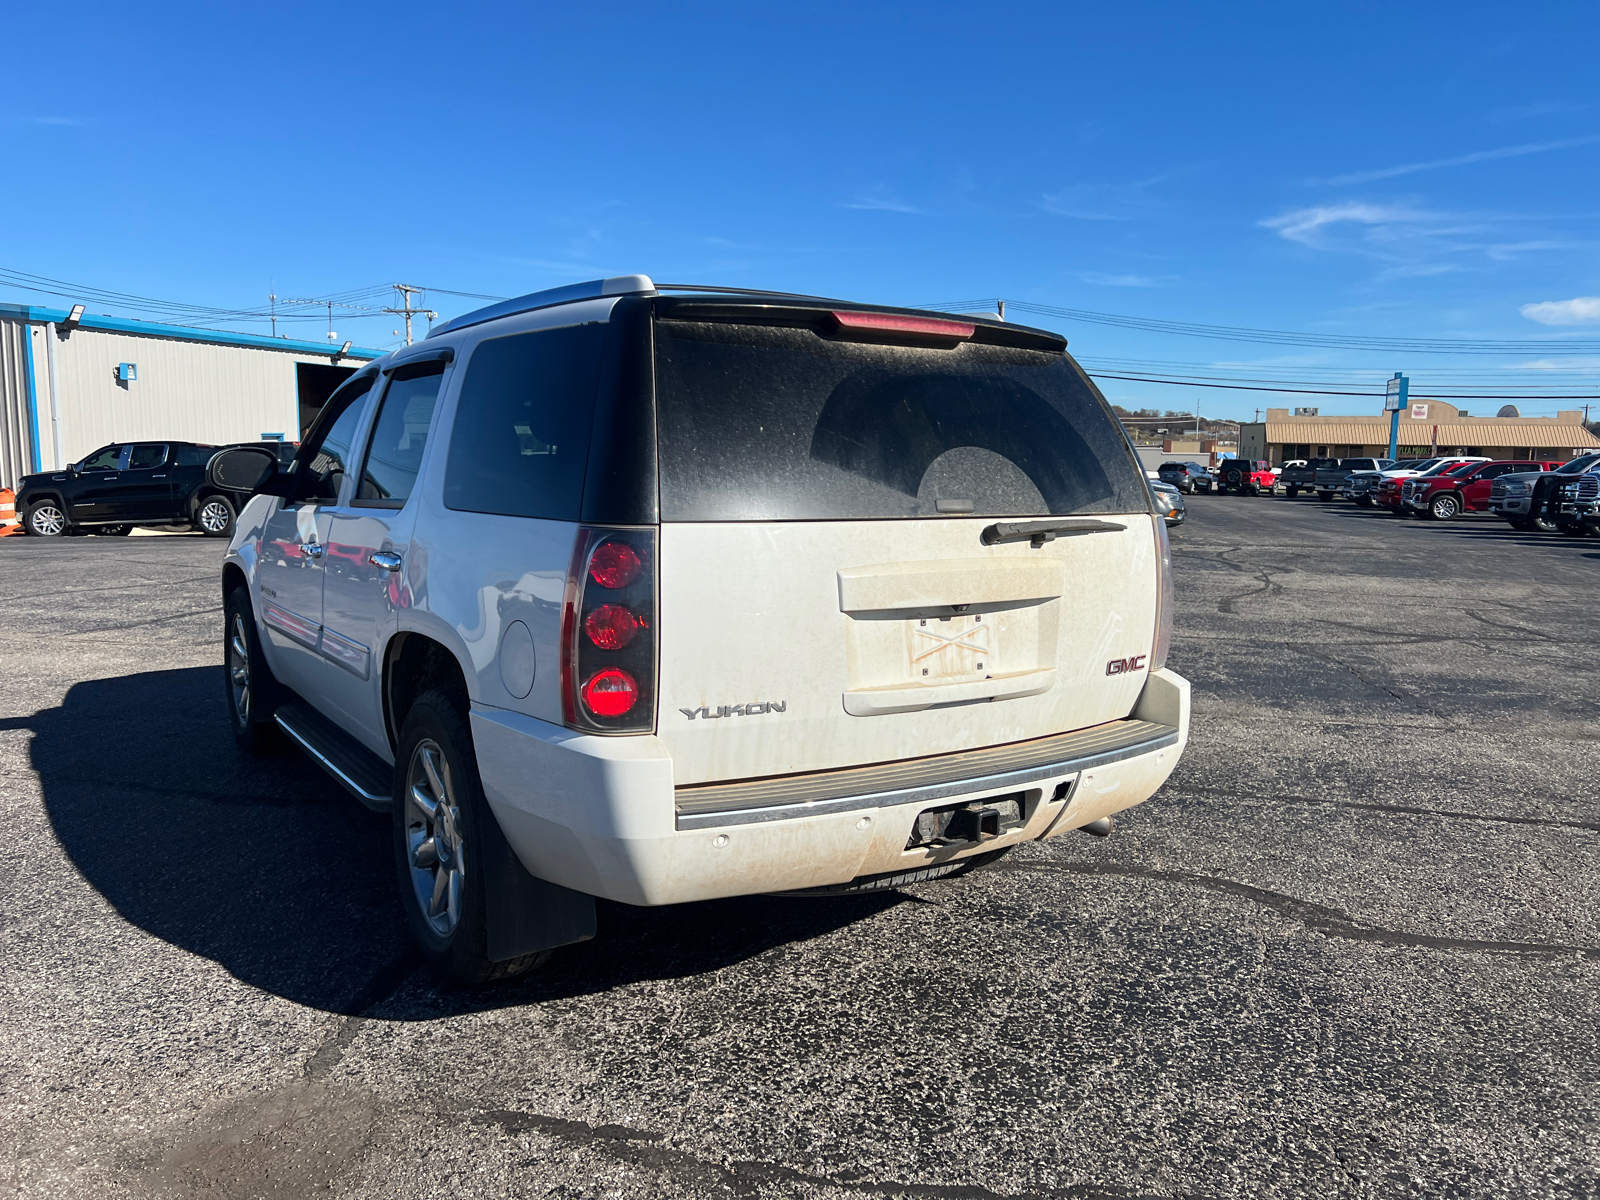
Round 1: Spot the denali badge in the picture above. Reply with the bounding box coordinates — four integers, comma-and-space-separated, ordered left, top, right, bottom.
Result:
1105, 655, 1147, 676
680, 702, 787, 720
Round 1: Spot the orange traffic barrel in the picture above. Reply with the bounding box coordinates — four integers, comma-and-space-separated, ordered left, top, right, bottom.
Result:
0, 488, 19, 536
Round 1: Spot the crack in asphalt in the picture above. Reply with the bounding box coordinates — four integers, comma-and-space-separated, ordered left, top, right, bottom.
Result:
304, 951, 421, 1079
62, 606, 221, 635
0, 572, 218, 604
994, 859, 1600, 961
1287, 643, 1456, 724
475, 1108, 1170, 1200
1174, 782, 1600, 834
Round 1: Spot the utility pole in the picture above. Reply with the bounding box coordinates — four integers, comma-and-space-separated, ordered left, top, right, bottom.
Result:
269, 283, 277, 339
997, 299, 1005, 321
384, 284, 437, 346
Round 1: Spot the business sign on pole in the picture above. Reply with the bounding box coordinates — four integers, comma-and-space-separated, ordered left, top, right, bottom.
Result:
1384, 375, 1406, 412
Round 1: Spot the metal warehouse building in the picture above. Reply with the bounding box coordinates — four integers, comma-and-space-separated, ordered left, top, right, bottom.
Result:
0, 303, 382, 489
1239, 403, 1600, 466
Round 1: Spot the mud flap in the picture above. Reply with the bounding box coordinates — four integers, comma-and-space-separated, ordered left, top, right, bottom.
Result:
478, 801, 596, 962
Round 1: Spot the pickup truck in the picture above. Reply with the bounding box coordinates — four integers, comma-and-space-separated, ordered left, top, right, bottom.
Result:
1347, 459, 1420, 507
1490, 452, 1600, 533
1401, 460, 1561, 520
1280, 457, 1391, 500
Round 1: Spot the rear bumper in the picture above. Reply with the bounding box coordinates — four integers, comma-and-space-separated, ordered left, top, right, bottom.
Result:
473, 668, 1190, 906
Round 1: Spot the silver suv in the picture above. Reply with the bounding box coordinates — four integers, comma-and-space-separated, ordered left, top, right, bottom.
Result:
210, 278, 1190, 983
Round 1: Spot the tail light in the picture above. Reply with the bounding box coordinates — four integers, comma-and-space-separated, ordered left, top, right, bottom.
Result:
1151, 515, 1173, 671
561, 526, 657, 734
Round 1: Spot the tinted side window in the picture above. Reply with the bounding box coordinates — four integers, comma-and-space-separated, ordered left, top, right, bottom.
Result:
356, 364, 445, 507
81, 446, 124, 471
298, 380, 374, 502
129, 445, 167, 469
444, 324, 604, 520
175, 446, 215, 467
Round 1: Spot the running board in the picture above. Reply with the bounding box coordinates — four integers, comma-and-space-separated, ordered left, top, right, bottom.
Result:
273, 701, 393, 812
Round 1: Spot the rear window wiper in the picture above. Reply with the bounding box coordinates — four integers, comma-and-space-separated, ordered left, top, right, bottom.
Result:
981, 518, 1126, 547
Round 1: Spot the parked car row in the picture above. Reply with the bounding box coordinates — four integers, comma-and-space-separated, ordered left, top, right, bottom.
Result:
1346, 452, 1600, 534
1144, 451, 1600, 538
13, 440, 297, 538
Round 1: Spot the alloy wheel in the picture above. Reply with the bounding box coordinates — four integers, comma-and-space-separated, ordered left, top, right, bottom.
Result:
199, 499, 231, 533
1432, 495, 1460, 520
28, 504, 65, 536
228, 612, 251, 726
405, 740, 465, 938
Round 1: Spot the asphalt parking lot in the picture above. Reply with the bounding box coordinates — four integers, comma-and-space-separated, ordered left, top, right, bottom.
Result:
2, 500, 1598, 1199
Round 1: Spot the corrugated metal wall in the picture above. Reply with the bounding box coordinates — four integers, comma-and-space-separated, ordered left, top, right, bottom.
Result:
48, 327, 331, 464
0, 317, 33, 490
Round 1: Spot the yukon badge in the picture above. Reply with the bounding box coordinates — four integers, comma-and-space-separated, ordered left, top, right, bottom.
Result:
681, 702, 787, 720
1105, 655, 1147, 676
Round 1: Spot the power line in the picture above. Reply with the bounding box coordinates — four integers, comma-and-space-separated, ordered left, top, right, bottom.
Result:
916, 295, 1600, 356
1084, 372, 1600, 400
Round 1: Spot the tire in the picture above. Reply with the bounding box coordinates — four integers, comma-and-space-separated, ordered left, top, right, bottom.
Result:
393, 689, 550, 986
94, 524, 132, 536
1430, 493, 1461, 521
1286, 486, 1299, 499
1356, 497, 1374, 508
1532, 515, 1558, 533
25, 501, 69, 537
196, 494, 236, 538
223, 586, 283, 754
1317, 491, 1332, 502
1507, 518, 1534, 532
1558, 520, 1588, 538
776, 847, 1014, 896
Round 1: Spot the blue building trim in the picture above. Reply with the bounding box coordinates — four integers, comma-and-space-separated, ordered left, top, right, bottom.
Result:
0, 302, 384, 360
21, 320, 41, 472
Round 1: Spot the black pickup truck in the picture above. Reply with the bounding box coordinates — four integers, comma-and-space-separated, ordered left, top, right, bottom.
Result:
16, 440, 294, 538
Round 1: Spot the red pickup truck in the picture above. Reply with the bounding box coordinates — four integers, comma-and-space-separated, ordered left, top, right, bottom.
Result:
1401, 460, 1563, 520
1375, 458, 1485, 512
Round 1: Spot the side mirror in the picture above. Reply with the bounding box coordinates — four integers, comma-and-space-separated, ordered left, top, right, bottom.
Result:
208, 447, 293, 497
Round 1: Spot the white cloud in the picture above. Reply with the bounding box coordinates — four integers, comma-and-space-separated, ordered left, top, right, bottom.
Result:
1512, 356, 1600, 371
1520, 297, 1600, 325
1259, 203, 1429, 247
1078, 272, 1175, 288
1324, 135, 1600, 185
1040, 178, 1169, 221
841, 190, 926, 215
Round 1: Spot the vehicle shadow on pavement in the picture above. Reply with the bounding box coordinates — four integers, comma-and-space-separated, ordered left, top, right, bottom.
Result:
15, 666, 901, 1017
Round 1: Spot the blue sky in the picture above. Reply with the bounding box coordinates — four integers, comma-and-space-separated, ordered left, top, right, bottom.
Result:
5, 1, 1599, 418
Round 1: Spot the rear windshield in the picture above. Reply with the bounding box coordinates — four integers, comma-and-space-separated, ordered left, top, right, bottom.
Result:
653, 319, 1149, 521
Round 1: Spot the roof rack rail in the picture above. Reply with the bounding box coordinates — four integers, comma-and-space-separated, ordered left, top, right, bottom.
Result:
429, 275, 656, 339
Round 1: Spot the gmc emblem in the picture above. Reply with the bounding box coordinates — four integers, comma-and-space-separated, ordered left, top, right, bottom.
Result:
1106, 655, 1147, 676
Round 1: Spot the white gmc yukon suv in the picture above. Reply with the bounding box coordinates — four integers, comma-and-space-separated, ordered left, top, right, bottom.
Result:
211, 278, 1190, 983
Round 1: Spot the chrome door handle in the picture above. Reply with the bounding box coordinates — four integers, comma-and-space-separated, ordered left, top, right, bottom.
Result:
368, 551, 402, 572
151, 474, 166, 478
302, 542, 325, 558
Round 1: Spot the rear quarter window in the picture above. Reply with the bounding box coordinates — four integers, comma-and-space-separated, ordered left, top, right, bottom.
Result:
443, 323, 605, 520
653, 318, 1149, 521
